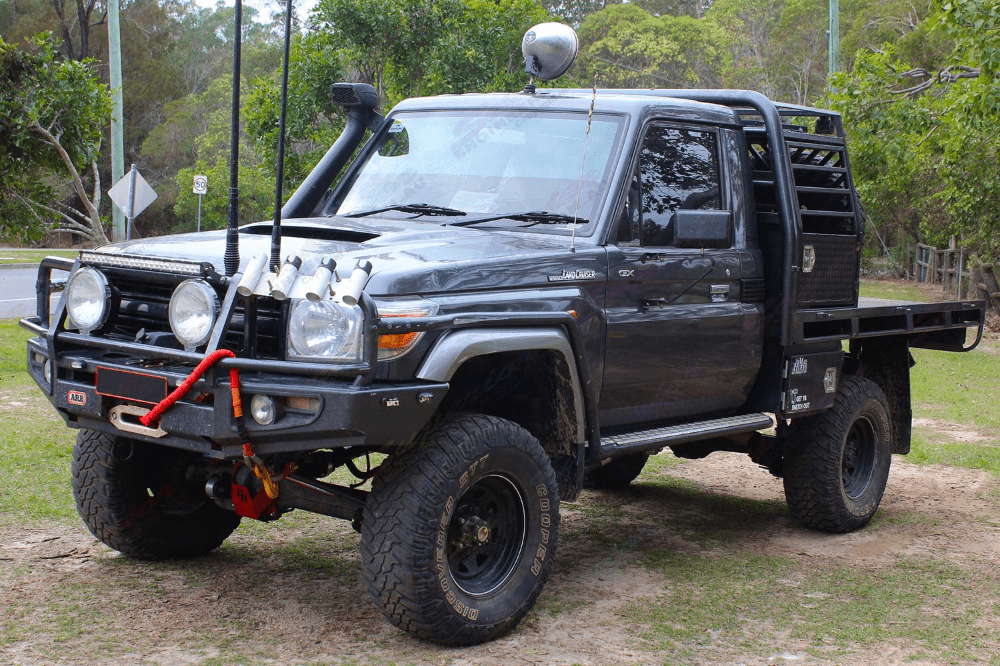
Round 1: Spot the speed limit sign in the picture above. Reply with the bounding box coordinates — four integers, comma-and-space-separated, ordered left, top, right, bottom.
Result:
192, 175, 208, 195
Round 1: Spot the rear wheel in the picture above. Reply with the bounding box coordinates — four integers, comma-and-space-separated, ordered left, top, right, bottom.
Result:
782, 376, 892, 532
72, 429, 240, 559
361, 414, 559, 645
585, 452, 649, 488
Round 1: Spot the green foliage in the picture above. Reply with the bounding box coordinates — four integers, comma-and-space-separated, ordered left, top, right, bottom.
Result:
0, 33, 111, 243
311, 0, 550, 103
243, 31, 348, 188
829, 2, 1000, 261
706, 0, 828, 103
170, 77, 277, 233
574, 4, 721, 88
428, 0, 552, 95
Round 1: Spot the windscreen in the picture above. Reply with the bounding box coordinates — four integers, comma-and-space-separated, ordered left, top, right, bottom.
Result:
330, 110, 626, 235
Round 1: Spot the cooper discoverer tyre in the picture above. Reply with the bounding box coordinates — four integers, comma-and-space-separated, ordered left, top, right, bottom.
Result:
782, 375, 892, 533
72, 429, 240, 560
361, 414, 559, 646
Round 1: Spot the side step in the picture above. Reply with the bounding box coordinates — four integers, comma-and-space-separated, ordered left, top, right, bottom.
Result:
599, 413, 774, 459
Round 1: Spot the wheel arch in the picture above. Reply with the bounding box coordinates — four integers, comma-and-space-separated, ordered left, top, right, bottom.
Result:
416, 327, 586, 458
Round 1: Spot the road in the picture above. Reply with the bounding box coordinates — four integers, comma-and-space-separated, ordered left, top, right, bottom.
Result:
0, 266, 58, 320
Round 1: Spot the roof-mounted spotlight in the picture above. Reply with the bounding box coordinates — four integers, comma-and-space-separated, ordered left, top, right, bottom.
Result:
522, 23, 579, 93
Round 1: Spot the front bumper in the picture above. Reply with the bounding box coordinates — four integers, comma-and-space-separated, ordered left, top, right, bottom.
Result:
26, 335, 447, 459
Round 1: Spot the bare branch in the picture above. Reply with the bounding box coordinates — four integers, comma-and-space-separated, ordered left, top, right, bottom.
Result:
55, 201, 90, 224
90, 160, 101, 214
891, 64, 988, 98
15, 194, 91, 234
28, 120, 109, 244
915, 124, 939, 147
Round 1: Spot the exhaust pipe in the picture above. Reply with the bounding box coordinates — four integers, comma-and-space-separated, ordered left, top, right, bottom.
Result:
281, 84, 382, 219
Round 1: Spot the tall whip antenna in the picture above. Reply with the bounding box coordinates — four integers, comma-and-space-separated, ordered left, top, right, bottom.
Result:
570, 69, 599, 254
270, 0, 294, 272
223, 0, 243, 276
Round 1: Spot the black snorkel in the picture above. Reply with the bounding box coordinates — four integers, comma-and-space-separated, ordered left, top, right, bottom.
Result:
281, 84, 382, 220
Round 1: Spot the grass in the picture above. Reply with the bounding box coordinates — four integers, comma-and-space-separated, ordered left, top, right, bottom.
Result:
910, 342, 1000, 436
861, 278, 1000, 476
628, 552, 999, 663
858, 279, 932, 303
0, 320, 77, 524
0, 249, 79, 265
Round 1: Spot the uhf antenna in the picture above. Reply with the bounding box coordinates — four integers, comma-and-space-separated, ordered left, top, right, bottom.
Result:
270, 0, 294, 271
223, 0, 243, 277
570, 69, 599, 253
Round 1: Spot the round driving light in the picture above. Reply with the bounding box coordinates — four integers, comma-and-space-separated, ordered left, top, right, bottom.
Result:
66, 267, 110, 333
168, 279, 219, 351
250, 394, 276, 425
43, 359, 52, 385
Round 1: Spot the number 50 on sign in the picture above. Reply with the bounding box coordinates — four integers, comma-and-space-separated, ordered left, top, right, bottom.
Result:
193, 175, 208, 195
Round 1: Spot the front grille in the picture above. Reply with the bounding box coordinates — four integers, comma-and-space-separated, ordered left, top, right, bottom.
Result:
79, 261, 283, 360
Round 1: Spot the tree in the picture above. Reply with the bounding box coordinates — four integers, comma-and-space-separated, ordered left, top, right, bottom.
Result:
828, 2, 1000, 265
52, 0, 104, 60
707, 0, 829, 104
1, 34, 112, 243
574, 4, 721, 88
311, 0, 550, 103
426, 0, 551, 95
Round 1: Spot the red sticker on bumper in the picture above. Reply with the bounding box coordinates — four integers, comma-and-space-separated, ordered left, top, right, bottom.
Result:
68, 390, 87, 407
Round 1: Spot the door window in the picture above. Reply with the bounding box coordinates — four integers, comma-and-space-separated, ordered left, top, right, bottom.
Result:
617, 126, 722, 246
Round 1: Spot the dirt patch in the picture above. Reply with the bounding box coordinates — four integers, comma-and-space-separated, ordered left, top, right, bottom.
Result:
3, 447, 999, 666
912, 417, 992, 443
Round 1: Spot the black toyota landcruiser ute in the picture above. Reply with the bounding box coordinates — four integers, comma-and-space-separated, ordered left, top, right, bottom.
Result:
22, 23, 985, 646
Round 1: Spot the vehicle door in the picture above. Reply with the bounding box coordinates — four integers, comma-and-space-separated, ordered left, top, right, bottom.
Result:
601, 123, 749, 427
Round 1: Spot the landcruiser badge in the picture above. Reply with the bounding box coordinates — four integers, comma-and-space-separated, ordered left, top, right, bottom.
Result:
548, 269, 597, 282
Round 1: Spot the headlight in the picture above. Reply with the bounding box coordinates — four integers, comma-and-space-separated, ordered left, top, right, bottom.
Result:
66, 267, 111, 333
287, 300, 363, 362
169, 279, 219, 351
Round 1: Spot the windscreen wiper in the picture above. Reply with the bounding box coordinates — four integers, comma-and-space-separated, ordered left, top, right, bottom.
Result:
446, 211, 589, 227
343, 203, 467, 218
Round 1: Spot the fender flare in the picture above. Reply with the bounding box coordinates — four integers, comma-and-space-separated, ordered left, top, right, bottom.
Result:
415, 327, 586, 444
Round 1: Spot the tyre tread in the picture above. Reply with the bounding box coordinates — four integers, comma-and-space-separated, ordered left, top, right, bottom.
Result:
361, 414, 559, 645
782, 375, 892, 533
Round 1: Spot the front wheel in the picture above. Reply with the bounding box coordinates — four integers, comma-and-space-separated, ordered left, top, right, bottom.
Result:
361, 414, 559, 645
72, 429, 240, 560
782, 376, 892, 533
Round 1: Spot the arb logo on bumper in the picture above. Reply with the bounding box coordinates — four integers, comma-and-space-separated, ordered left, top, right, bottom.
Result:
68, 391, 87, 406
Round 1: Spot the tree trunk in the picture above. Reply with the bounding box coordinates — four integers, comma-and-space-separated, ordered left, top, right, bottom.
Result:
972, 262, 1000, 312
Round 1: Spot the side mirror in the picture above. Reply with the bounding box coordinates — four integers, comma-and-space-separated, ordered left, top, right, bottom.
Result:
673, 210, 732, 249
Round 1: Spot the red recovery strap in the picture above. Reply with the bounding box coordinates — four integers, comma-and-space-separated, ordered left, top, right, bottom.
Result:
139, 349, 279, 499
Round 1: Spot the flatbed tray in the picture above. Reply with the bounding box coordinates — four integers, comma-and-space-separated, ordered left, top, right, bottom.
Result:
792, 297, 985, 350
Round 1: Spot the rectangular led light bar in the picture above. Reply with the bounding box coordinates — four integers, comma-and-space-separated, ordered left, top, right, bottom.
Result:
80, 252, 209, 276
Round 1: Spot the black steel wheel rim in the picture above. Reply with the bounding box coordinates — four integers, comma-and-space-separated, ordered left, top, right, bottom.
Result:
447, 473, 527, 596
842, 415, 877, 500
